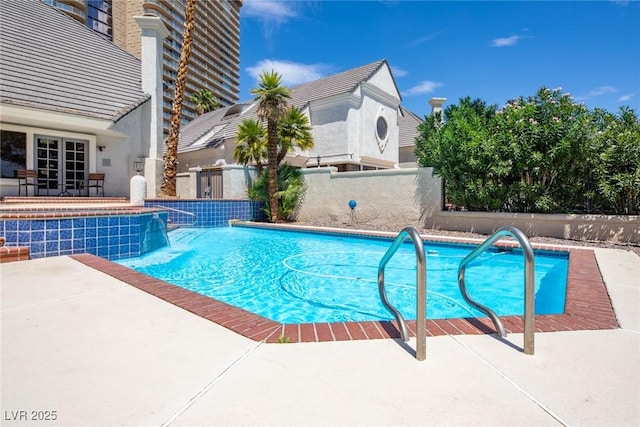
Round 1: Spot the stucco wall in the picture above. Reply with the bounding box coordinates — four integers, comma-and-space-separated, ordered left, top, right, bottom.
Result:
97, 104, 149, 196
296, 167, 443, 226
0, 102, 149, 198
173, 164, 638, 244
425, 211, 639, 244
296, 167, 639, 244
356, 99, 399, 164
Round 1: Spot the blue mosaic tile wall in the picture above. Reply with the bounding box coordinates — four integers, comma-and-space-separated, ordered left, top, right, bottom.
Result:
0, 212, 168, 261
144, 199, 267, 227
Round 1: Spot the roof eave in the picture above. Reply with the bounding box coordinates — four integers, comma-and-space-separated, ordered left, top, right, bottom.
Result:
0, 102, 127, 137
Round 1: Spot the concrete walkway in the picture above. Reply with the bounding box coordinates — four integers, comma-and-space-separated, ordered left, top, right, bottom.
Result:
1, 248, 638, 426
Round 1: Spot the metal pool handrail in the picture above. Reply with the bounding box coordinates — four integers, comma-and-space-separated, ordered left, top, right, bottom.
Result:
152, 205, 197, 227
458, 226, 535, 355
378, 227, 427, 361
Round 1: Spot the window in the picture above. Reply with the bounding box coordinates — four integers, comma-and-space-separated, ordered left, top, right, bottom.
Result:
376, 116, 388, 140
0, 130, 27, 178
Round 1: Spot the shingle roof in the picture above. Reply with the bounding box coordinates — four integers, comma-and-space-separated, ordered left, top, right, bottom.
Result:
0, 0, 149, 122
178, 59, 412, 152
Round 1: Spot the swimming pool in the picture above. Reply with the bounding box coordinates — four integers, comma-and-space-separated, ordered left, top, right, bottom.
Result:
116, 226, 569, 324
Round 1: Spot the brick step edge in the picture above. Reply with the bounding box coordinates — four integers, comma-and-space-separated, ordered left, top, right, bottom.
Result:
1, 197, 129, 204
0, 246, 30, 263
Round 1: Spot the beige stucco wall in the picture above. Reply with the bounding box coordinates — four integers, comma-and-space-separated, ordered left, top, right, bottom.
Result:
173, 165, 638, 244
296, 167, 443, 226
176, 172, 193, 199
296, 167, 639, 244
425, 211, 639, 244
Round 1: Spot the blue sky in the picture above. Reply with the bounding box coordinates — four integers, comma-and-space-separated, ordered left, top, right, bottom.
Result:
238, 0, 640, 118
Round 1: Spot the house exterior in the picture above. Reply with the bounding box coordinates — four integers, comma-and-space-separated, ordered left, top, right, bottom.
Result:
0, 0, 167, 198
177, 60, 426, 173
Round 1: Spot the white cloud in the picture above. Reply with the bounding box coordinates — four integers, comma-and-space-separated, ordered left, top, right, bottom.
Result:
618, 94, 634, 102
391, 66, 408, 78
242, 0, 298, 23
589, 86, 618, 97
404, 81, 444, 96
407, 30, 446, 47
246, 59, 329, 87
576, 86, 619, 100
490, 35, 521, 47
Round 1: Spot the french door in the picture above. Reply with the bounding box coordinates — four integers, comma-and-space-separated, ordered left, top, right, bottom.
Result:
36, 136, 88, 195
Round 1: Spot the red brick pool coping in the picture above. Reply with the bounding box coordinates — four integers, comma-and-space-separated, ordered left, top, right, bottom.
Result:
70, 228, 619, 344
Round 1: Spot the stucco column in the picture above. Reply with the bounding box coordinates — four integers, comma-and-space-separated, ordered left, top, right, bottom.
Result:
134, 15, 169, 197
428, 97, 447, 120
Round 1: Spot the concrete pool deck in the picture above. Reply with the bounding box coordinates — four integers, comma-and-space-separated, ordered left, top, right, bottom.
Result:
1, 247, 638, 426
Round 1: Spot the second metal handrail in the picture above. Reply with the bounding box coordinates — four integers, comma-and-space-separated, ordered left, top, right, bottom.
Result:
458, 226, 535, 355
378, 227, 427, 361
152, 205, 197, 227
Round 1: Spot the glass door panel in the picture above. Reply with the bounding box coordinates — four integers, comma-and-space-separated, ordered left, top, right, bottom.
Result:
36, 137, 60, 194
35, 136, 88, 196
64, 140, 87, 195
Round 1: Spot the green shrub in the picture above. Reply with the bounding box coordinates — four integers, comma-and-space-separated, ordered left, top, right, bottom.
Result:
248, 163, 306, 221
591, 107, 640, 214
416, 87, 639, 215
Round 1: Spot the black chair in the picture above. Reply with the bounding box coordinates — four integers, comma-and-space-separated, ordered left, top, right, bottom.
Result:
17, 169, 39, 196
84, 173, 105, 196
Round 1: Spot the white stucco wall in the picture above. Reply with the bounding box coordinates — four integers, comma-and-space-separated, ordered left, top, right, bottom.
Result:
367, 64, 400, 96
355, 97, 399, 165
0, 101, 150, 198
222, 165, 256, 199
302, 100, 351, 163
96, 104, 150, 196
296, 167, 443, 226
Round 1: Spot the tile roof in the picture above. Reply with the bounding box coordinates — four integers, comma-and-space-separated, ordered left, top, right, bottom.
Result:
178, 59, 416, 152
177, 102, 256, 153
398, 106, 424, 148
0, 0, 149, 122
288, 60, 389, 109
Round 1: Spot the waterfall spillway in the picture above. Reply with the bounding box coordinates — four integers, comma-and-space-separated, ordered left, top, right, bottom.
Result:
141, 213, 170, 254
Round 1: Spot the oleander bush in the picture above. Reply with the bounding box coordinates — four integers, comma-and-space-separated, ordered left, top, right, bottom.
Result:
415, 87, 639, 214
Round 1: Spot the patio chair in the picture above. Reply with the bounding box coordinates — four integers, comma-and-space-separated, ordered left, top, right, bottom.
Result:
17, 169, 39, 196
84, 173, 105, 197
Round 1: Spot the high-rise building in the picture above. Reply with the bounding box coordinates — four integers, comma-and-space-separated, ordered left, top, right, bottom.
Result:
115, 0, 242, 138
42, 0, 113, 40
43, 0, 242, 138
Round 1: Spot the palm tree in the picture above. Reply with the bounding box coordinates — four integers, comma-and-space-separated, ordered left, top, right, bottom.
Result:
248, 164, 306, 221
233, 119, 267, 174
191, 88, 218, 115
277, 106, 314, 164
250, 70, 290, 222
159, 0, 196, 198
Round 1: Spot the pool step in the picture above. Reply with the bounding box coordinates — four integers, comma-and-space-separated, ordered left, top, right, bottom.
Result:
2, 196, 129, 204
0, 236, 30, 263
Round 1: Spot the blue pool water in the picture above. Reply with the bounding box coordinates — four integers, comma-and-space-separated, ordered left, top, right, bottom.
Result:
116, 226, 569, 324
